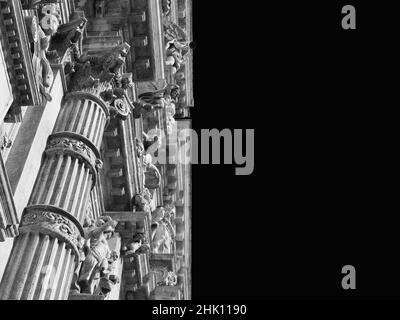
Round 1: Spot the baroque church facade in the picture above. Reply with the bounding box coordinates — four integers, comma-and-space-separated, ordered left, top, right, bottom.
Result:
0, 0, 192, 300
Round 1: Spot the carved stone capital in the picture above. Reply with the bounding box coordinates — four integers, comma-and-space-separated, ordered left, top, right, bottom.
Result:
45, 132, 102, 187
19, 205, 85, 258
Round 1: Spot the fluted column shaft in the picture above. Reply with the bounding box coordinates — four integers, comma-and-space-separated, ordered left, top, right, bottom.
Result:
0, 92, 110, 300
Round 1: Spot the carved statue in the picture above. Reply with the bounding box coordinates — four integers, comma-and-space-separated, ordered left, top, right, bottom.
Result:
135, 131, 162, 189
69, 42, 131, 92
150, 206, 175, 254
122, 233, 150, 256
67, 42, 134, 119
94, 250, 120, 297
144, 162, 161, 190
49, 12, 87, 60
133, 188, 154, 214
163, 20, 192, 74
139, 82, 180, 105
26, 4, 87, 103
135, 138, 145, 158
137, 82, 180, 131
142, 131, 161, 155
165, 40, 193, 74
77, 216, 118, 294
29, 4, 61, 102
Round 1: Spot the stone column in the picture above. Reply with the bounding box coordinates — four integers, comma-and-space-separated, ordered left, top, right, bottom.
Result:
0, 92, 109, 300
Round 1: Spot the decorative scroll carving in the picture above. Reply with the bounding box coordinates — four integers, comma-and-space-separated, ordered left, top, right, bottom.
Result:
19, 206, 83, 256
45, 133, 103, 187
100, 74, 133, 120
77, 216, 118, 294
23, 5, 86, 104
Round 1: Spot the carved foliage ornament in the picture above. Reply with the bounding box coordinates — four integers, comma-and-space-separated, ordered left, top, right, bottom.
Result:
45, 136, 103, 187
20, 210, 81, 255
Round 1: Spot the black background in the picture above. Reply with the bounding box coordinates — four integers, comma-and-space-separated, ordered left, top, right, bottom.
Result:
191, 0, 399, 300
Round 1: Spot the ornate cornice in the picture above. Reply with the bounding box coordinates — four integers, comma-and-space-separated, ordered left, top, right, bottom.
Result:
19, 205, 85, 257
44, 132, 103, 187
0, 0, 41, 121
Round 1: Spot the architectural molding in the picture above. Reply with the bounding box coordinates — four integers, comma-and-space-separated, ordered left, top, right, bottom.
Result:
19, 204, 85, 257
0, 153, 18, 241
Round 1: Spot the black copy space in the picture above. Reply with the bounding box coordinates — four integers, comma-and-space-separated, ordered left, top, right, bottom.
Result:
191, 1, 399, 300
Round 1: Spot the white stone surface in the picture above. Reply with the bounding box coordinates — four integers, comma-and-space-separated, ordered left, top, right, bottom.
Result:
0, 71, 63, 282
0, 45, 13, 121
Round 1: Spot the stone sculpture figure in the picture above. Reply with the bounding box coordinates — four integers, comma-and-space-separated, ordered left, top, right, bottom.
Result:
68, 42, 134, 120
49, 12, 88, 59
69, 42, 131, 92
21, 0, 60, 10
122, 233, 150, 256
31, 3, 61, 102
94, 250, 119, 297
150, 207, 175, 254
133, 188, 153, 214
142, 131, 161, 155
144, 162, 161, 190
138, 83, 180, 133
77, 216, 118, 294
139, 82, 180, 105
165, 40, 192, 74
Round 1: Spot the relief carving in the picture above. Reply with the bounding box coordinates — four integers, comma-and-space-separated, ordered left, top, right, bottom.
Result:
19, 210, 82, 256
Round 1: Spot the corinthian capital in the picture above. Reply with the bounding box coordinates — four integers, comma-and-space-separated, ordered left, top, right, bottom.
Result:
67, 42, 134, 120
